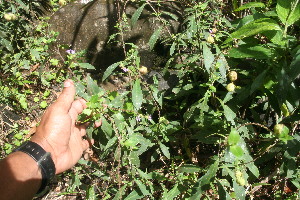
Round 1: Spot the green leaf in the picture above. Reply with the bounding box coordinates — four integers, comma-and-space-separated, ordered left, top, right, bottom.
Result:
132, 79, 143, 110
87, 75, 101, 95
224, 18, 281, 43
124, 190, 143, 200
217, 180, 232, 200
75, 81, 89, 100
86, 185, 96, 200
190, 159, 219, 199
230, 145, 244, 157
250, 69, 268, 94
163, 184, 180, 200
112, 185, 126, 200
131, 4, 146, 26
162, 11, 179, 21
170, 42, 176, 56
102, 62, 121, 81
149, 28, 162, 50
223, 105, 236, 124
78, 63, 95, 70
19, 95, 28, 109
135, 180, 151, 196
203, 43, 214, 73
228, 129, 240, 146
159, 142, 170, 159
101, 117, 113, 138
276, 0, 300, 26
30, 49, 40, 60
287, 48, 300, 83
104, 136, 117, 151
178, 164, 201, 173
39, 101, 48, 109
228, 45, 274, 59
234, 2, 265, 11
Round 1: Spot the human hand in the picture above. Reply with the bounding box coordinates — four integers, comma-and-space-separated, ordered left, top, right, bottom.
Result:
30, 80, 100, 174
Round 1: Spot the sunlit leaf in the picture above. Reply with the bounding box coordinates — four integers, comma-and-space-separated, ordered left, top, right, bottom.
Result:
149, 28, 162, 50
234, 2, 265, 12
132, 79, 143, 110
131, 4, 146, 26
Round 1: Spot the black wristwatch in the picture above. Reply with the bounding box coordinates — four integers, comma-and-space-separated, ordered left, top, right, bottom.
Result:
13, 141, 56, 194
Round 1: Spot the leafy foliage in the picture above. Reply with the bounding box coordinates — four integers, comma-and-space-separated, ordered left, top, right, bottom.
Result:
1, 0, 300, 199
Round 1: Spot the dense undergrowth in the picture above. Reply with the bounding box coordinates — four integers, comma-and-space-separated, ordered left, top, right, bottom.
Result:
0, 0, 300, 199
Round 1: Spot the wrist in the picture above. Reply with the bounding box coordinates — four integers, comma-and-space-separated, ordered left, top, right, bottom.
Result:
30, 136, 57, 172
13, 141, 56, 194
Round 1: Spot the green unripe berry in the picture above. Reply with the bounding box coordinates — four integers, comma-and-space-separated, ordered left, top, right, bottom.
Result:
273, 124, 284, 137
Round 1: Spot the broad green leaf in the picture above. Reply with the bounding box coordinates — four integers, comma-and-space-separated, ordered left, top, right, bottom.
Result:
223, 105, 236, 124
104, 136, 117, 151
203, 43, 214, 73
30, 49, 40, 60
288, 48, 300, 83
75, 82, 89, 100
132, 79, 143, 110
113, 113, 126, 131
102, 62, 121, 81
112, 185, 126, 200
234, 2, 265, 11
149, 28, 162, 50
86, 186, 96, 200
217, 180, 232, 200
217, 54, 227, 81
78, 63, 95, 70
1, 38, 13, 52
87, 75, 101, 95
190, 159, 219, 199
178, 164, 201, 173
228, 45, 274, 59
224, 18, 281, 43
135, 180, 151, 196
163, 184, 180, 200
228, 129, 240, 146
159, 142, 170, 159
129, 151, 140, 167
250, 69, 268, 94
131, 4, 146, 26
230, 145, 244, 157
233, 181, 246, 200
276, 0, 300, 26
124, 190, 143, 200
101, 117, 113, 138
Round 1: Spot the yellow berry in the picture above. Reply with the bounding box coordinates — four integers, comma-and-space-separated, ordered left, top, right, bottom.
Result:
237, 177, 246, 186
226, 83, 235, 92
235, 170, 245, 186
59, 0, 67, 6
139, 66, 148, 75
274, 124, 284, 136
206, 35, 215, 44
228, 71, 238, 82
4, 13, 17, 21
211, 28, 218, 34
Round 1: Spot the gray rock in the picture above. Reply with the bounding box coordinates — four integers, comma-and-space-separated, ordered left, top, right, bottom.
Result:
49, 0, 181, 72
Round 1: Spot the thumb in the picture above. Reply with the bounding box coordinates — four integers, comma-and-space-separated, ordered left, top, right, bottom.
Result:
54, 79, 76, 113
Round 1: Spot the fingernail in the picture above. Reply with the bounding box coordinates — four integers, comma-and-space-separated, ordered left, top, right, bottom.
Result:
64, 81, 71, 88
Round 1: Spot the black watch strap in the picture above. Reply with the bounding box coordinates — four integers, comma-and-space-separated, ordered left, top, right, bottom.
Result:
13, 141, 56, 194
